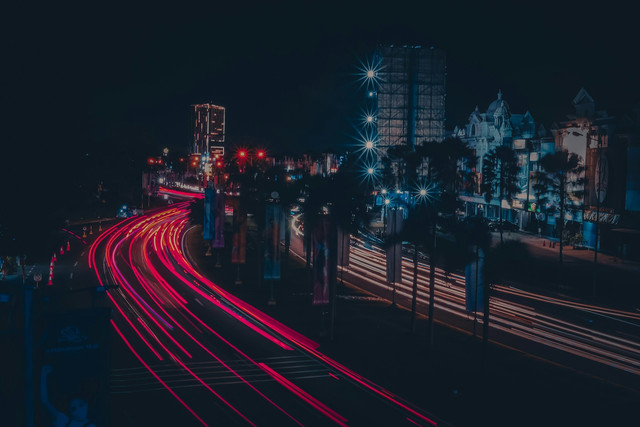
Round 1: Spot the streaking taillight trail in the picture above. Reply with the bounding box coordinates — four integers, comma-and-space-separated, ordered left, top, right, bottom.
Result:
91, 192, 442, 426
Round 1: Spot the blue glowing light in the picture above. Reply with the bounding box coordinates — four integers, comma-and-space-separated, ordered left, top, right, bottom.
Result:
359, 161, 380, 185
414, 180, 440, 204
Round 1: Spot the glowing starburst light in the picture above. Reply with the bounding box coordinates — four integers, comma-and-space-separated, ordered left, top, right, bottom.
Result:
355, 55, 384, 90
414, 180, 439, 204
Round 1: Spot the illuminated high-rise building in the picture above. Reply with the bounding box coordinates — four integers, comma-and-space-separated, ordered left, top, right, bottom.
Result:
192, 103, 225, 156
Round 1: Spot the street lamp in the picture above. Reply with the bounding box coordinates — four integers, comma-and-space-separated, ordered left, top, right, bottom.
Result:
356, 56, 382, 90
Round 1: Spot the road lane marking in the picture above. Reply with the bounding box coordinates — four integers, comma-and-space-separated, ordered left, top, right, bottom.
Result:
195, 298, 204, 306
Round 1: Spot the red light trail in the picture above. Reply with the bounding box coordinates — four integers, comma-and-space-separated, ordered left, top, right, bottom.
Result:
91, 191, 441, 426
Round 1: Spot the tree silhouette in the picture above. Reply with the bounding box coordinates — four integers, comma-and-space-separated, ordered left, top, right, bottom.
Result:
533, 150, 585, 285
481, 146, 520, 243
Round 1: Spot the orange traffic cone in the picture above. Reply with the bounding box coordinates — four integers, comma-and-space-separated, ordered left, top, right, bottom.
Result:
53, 253, 57, 262
60, 246, 64, 255
66, 241, 71, 251
48, 269, 53, 286
98, 222, 102, 232
89, 225, 93, 235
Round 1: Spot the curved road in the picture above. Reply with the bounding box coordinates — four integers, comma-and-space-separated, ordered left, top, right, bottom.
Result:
90, 195, 445, 426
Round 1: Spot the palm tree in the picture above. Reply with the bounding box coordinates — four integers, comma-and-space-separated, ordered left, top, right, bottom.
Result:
386, 201, 437, 332
418, 138, 475, 349
533, 150, 584, 283
481, 146, 520, 243
379, 138, 475, 346
297, 156, 370, 340
426, 137, 476, 220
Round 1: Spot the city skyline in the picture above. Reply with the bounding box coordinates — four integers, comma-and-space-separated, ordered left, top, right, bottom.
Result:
4, 1, 639, 235
2, 4, 640, 425
6, 2, 639, 155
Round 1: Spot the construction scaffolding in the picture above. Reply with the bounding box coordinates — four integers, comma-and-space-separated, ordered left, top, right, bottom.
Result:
375, 45, 446, 158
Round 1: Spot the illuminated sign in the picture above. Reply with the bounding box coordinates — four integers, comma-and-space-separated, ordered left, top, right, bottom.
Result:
513, 139, 526, 150
210, 146, 224, 157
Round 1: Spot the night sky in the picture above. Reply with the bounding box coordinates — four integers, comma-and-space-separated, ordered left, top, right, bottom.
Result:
3, 1, 638, 238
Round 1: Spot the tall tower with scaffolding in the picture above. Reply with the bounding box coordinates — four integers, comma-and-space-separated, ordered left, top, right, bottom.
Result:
358, 45, 446, 190
376, 45, 446, 154
357, 45, 445, 210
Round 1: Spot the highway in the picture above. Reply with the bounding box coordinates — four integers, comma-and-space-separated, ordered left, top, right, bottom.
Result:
90, 194, 445, 426
288, 219, 640, 381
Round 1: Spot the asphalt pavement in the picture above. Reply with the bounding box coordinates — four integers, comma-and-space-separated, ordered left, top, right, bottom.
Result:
186, 224, 640, 427
3, 214, 638, 427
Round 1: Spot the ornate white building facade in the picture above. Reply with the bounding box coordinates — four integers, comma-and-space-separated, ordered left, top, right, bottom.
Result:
454, 90, 551, 226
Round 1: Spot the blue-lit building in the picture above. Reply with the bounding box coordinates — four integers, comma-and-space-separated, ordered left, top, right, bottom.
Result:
454, 90, 552, 229
358, 45, 446, 190
551, 89, 640, 259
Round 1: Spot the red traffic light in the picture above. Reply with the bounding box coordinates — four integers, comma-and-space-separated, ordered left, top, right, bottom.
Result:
148, 158, 155, 164
238, 150, 247, 158
216, 161, 223, 167
256, 150, 265, 158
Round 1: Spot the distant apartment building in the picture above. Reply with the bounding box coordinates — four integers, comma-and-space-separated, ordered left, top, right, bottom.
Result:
192, 103, 225, 156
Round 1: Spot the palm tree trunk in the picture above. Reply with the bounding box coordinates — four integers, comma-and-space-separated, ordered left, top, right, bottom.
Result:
499, 204, 504, 244
499, 171, 504, 244
472, 244, 479, 337
558, 178, 565, 286
284, 214, 291, 258
427, 224, 436, 352
283, 214, 291, 276
305, 225, 312, 293
411, 243, 419, 333
481, 282, 491, 368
